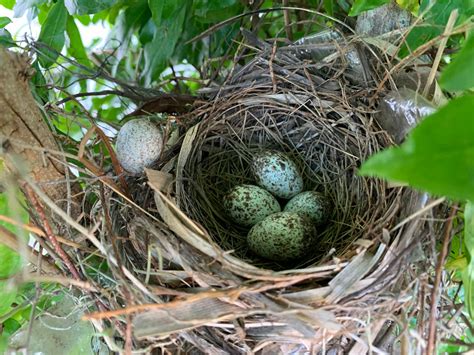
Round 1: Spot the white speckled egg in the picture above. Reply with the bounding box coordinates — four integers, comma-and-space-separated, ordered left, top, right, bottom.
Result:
224, 185, 281, 227
247, 212, 315, 261
116, 119, 163, 174
251, 151, 304, 199
284, 191, 331, 225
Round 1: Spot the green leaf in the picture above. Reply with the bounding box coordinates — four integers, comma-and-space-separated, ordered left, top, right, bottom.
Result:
111, 0, 151, 61
142, 2, 188, 84
138, 18, 155, 45
37, 0, 68, 68
75, 14, 91, 26
0, 28, 15, 47
13, 0, 46, 18
439, 35, 474, 91
396, 0, 419, 12
30, 60, 49, 104
399, 25, 440, 57
0, 0, 15, 10
0, 189, 27, 279
323, 0, 334, 16
463, 201, 474, 318
0, 246, 20, 279
0, 16, 11, 28
66, 16, 90, 66
399, 0, 471, 57
64, 0, 116, 15
0, 226, 21, 317
194, 0, 243, 23
348, 0, 390, 16
359, 95, 474, 201
148, 0, 164, 26
0, 285, 17, 317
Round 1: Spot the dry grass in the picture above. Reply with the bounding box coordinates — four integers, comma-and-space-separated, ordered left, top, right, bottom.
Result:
2, 14, 466, 353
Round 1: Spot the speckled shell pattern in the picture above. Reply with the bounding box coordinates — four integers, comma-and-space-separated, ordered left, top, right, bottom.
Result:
251, 151, 304, 199
116, 119, 163, 174
247, 212, 315, 261
284, 191, 331, 225
223, 185, 281, 227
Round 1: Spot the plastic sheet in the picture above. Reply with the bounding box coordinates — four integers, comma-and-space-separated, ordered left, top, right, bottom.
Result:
376, 88, 435, 144
292, 29, 365, 83
8, 294, 105, 354
355, 2, 412, 37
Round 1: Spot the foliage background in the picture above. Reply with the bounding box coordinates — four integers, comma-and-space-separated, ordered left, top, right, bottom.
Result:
0, 0, 473, 352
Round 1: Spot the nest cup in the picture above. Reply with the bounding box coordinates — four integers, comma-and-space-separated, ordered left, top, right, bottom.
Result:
177, 40, 401, 269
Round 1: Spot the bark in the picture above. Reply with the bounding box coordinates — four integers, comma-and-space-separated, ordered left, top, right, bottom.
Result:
0, 48, 80, 220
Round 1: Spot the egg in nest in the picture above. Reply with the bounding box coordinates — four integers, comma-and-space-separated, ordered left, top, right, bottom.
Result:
224, 184, 281, 227
116, 119, 163, 174
284, 191, 331, 225
251, 151, 304, 199
247, 212, 315, 261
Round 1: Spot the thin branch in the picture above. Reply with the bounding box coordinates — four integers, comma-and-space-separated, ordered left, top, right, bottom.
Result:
426, 205, 458, 354
423, 10, 458, 97
54, 90, 126, 106
24, 185, 83, 281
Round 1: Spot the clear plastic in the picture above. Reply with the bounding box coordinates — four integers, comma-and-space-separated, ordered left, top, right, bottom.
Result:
376, 88, 435, 144
291, 29, 365, 82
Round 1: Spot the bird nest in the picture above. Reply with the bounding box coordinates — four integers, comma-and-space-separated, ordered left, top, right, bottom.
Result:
177, 53, 393, 270
116, 36, 448, 352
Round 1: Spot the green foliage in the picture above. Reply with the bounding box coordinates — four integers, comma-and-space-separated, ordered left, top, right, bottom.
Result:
66, 16, 90, 66
440, 35, 474, 91
193, 0, 243, 23
0, 246, 21, 280
64, 0, 116, 15
112, 0, 151, 61
37, 0, 68, 67
0, 16, 11, 28
0, 28, 15, 47
359, 95, 474, 202
399, 0, 474, 57
323, 0, 334, 17
143, 1, 189, 84
464, 202, 474, 318
0, 0, 15, 9
0, 190, 26, 318
348, 0, 390, 16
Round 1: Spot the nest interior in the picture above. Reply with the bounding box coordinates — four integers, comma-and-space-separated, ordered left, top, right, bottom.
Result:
177, 40, 401, 270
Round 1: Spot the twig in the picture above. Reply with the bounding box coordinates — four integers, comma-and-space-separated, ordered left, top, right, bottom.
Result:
125, 314, 133, 355
24, 256, 42, 352
269, 42, 278, 93
17, 274, 97, 292
423, 10, 458, 97
282, 0, 293, 41
376, 22, 472, 93
186, 7, 354, 44
24, 185, 82, 281
426, 205, 458, 354
390, 197, 445, 233
0, 214, 96, 252
54, 90, 126, 106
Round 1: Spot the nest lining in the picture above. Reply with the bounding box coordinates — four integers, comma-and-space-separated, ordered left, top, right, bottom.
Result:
176, 43, 401, 269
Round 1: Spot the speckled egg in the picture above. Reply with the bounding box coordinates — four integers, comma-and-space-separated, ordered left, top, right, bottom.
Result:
247, 212, 315, 261
224, 184, 281, 227
251, 151, 304, 199
284, 191, 331, 225
116, 119, 163, 174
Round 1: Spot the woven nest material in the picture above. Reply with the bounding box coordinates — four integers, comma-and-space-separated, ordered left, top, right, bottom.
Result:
177, 49, 395, 270
115, 35, 450, 353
